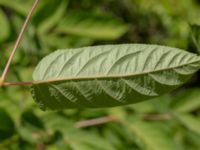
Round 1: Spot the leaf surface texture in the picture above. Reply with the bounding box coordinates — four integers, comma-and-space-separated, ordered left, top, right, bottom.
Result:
31, 44, 200, 110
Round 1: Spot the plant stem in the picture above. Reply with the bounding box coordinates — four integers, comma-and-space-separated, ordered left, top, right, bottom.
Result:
0, 0, 40, 87
75, 114, 172, 128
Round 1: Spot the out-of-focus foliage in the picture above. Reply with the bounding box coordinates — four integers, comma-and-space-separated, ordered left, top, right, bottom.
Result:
0, 9, 10, 42
0, 0, 200, 149
191, 24, 200, 53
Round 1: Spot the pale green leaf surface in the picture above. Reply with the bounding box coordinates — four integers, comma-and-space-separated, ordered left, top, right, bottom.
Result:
31, 44, 200, 110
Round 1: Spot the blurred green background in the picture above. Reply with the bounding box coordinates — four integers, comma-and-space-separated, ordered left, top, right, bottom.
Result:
0, 0, 200, 149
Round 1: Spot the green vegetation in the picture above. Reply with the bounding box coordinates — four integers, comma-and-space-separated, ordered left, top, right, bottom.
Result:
0, 0, 200, 149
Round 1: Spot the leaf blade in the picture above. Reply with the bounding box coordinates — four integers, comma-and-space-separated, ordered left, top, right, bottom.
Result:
31, 44, 200, 110
55, 12, 129, 40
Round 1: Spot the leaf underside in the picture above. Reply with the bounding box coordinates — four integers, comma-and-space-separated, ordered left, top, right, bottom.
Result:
31, 44, 200, 110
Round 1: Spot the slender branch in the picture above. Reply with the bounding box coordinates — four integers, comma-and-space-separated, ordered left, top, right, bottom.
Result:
75, 114, 172, 129
0, 0, 40, 87
75, 115, 118, 128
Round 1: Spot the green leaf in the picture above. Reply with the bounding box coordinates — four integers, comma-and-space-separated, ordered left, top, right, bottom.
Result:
0, 108, 15, 141
41, 34, 94, 50
55, 12, 129, 40
174, 113, 200, 136
42, 114, 115, 150
125, 119, 178, 150
0, 0, 31, 15
33, 0, 68, 28
31, 44, 200, 110
66, 130, 116, 150
18, 110, 47, 144
191, 24, 200, 54
170, 88, 200, 112
37, 0, 68, 34
0, 9, 10, 42
132, 94, 171, 113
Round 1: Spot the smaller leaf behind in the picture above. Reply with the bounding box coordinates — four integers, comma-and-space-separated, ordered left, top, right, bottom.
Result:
170, 88, 200, 112
0, 9, 10, 42
55, 12, 129, 40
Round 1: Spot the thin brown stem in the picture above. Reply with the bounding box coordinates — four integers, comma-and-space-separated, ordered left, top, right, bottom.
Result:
0, 0, 40, 87
75, 114, 172, 129
75, 115, 118, 128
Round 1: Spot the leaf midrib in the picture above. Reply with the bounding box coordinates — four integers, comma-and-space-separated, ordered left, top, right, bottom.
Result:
33, 58, 200, 85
